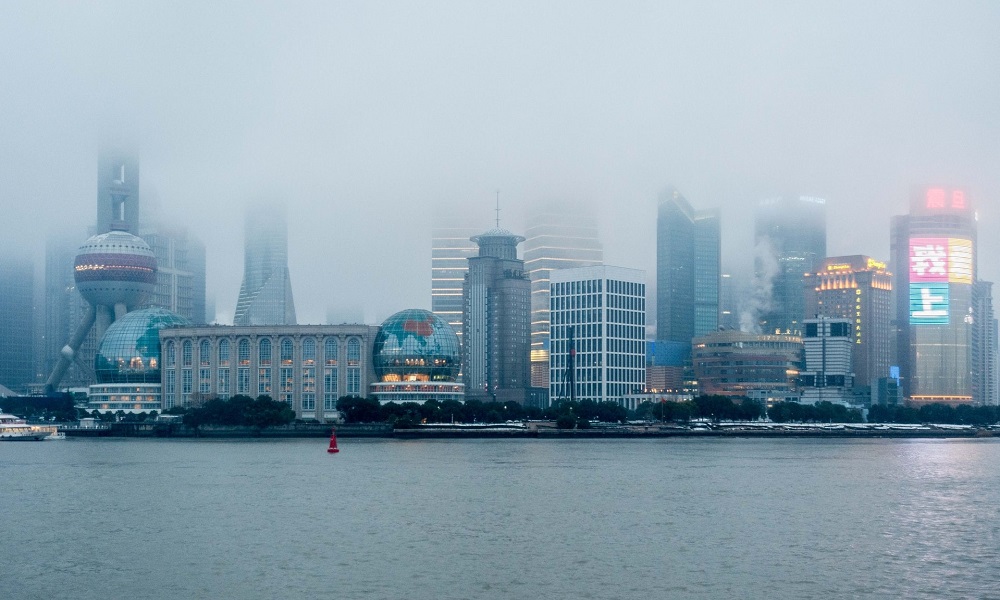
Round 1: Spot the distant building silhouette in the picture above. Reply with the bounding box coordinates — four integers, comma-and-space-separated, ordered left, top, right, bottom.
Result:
234, 205, 296, 326
755, 196, 827, 336
431, 217, 479, 338
141, 223, 207, 324
0, 256, 35, 392
523, 202, 603, 388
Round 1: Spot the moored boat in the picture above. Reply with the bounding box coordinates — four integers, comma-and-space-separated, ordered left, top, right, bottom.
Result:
0, 412, 62, 441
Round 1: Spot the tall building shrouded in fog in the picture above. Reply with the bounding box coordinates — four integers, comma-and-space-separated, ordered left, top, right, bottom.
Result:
890, 187, 977, 405
234, 205, 297, 326
655, 188, 720, 364
805, 255, 894, 389
755, 196, 827, 336
462, 228, 531, 404
523, 203, 604, 388
96, 149, 140, 234
972, 281, 998, 406
0, 257, 35, 392
431, 218, 480, 338
141, 224, 207, 324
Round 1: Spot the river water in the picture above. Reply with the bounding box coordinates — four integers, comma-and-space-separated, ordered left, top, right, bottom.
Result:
3, 437, 1000, 599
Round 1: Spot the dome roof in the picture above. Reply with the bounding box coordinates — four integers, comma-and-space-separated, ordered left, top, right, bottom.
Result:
471, 227, 526, 244
373, 309, 461, 382
75, 230, 157, 306
95, 308, 191, 384
78, 230, 155, 256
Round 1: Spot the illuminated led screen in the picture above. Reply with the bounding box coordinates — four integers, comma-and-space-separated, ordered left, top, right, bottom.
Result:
910, 283, 949, 325
909, 237, 973, 285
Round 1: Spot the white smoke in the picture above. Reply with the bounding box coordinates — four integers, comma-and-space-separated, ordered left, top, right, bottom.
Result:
739, 237, 779, 333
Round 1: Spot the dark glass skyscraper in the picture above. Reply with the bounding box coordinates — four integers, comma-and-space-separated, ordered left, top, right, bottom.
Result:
234, 205, 297, 326
462, 228, 531, 404
0, 256, 35, 392
755, 196, 827, 336
655, 188, 720, 364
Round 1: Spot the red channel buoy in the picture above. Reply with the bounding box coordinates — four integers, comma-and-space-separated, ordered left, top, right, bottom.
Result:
327, 429, 340, 453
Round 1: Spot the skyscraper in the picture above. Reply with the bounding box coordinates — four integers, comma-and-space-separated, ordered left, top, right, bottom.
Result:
234, 205, 297, 326
523, 203, 603, 388
755, 196, 827, 335
431, 218, 479, 337
804, 255, 894, 388
890, 187, 977, 405
141, 223, 208, 324
655, 187, 720, 361
549, 266, 645, 403
96, 149, 140, 234
972, 281, 998, 406
462, 228, 531, 404
0, 256, 35, 392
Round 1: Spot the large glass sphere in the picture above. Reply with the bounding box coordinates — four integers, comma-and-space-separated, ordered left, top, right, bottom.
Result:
373, 309, 460, 382
95, 308, 191, 384
74, 230, 157, 306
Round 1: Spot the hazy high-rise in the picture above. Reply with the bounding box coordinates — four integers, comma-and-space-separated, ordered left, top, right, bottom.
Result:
523, 203, 603, 388
755, 196, 827, 336
141, 223, 207, 324
96, 149, 140, 234
234, 205, 297, 326
431, 218, 479, 338
655, 187, 720, 363
0, 256, 35, 392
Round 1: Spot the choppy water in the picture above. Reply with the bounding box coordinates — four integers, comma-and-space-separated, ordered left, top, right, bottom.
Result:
3, 438, 1000, 599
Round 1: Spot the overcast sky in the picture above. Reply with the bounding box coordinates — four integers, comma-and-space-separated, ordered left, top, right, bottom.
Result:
2, 0, 998, 324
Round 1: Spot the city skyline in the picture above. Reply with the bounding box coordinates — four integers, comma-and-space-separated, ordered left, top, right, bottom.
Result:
1, 3, 998, 326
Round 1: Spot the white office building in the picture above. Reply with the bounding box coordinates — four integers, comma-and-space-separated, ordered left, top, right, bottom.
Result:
549, 266, 646, 405
799, 316, 854, 406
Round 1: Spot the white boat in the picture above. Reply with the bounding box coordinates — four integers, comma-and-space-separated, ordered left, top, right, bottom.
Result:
0, 412, 61, 441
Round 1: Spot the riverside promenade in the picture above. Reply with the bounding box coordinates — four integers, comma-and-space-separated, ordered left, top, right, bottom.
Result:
60, 421, 992, 439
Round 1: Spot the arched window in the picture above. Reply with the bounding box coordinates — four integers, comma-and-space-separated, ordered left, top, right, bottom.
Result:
347, 338, 361, 366
325, 338, 338, 365
238, 339, 250, 366
302, 338, 316, 364
280, 338, 294, 365
218, 339, 231, 366
259, 338, 272, 366
200, 340, 211, 366
182, 341, 193, 367
165, 341, 176, 367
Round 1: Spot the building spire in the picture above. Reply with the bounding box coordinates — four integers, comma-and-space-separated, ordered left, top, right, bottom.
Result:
495, 190, 501, 228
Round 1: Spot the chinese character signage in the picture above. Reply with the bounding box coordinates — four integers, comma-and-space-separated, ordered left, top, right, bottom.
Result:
910, 238, 949, 282
910, 283, 949, 325
925, 188, 968, 210
910, 237, 973, 285
948, 238, 973, 284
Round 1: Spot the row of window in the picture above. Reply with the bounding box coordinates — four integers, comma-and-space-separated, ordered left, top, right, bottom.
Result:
164, 366, 363, 408
164, 337, 364, 369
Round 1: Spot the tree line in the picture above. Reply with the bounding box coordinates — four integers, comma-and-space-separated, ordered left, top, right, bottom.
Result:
164, 395, 296, 429
869, 403, 1000, 426
335, 396, 628, 428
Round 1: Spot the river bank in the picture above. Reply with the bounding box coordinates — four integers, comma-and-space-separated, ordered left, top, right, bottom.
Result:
58, 422, 994, 439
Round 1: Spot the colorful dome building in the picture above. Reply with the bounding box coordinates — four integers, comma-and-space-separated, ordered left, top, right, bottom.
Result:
370, 309, 464, 404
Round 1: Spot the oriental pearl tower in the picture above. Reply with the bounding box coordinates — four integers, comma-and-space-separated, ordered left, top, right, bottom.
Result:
44, 161, 157, 393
